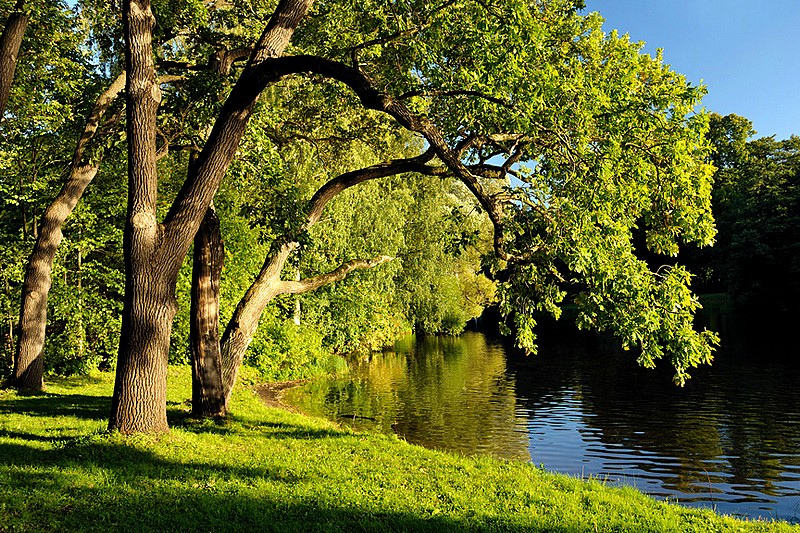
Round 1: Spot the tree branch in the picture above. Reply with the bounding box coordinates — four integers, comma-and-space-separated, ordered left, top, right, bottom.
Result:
278, 255, 394, 295
257, 54, 534, 262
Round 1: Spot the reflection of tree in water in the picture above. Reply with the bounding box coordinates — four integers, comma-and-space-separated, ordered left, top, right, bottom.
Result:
510, 316, 800, 502
287, 332, 530, 460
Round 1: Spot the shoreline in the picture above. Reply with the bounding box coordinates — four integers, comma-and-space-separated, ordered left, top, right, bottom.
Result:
254, 379, 309, 411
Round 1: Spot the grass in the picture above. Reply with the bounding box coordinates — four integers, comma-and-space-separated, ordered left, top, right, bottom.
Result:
0, 368, 797, 532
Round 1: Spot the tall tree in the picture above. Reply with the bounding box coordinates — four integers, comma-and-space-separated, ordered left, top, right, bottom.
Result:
114, 0, 718, 431
110, 0, 315, 433
10, 74, 124, 391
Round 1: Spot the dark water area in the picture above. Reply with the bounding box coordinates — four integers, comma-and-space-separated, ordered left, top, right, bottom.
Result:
283, 309, 800, 523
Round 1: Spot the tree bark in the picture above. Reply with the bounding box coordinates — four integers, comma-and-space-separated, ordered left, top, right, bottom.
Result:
0, 0, 28, 120
8, 73, 125, 392
109, 0, 170, 433
190, 205, 226, 418
110, 0, 313, 432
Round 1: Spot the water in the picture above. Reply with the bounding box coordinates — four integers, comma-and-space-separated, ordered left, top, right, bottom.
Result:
283, 315, 800, 522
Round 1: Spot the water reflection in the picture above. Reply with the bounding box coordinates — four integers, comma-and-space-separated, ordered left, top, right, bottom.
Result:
284, 320, 800, 522
285, 333, 530, 460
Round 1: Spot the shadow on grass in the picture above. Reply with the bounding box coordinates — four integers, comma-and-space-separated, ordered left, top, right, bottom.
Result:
0, 435, 553, 533
0, 393, 111, 421
180, 417, 351, 441
0, 436, 564, 533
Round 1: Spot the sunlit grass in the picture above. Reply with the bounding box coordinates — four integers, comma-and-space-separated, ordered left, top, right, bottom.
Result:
0, 367, 796, 532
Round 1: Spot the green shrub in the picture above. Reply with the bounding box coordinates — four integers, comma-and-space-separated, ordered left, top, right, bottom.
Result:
245, 315, 347, 381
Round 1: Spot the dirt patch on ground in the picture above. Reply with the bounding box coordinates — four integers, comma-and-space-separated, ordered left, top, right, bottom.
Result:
254, 380, 308, 411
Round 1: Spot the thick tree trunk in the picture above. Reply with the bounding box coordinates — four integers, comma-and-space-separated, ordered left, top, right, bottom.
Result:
190, 206, 226, 418
9, 73, 124, 392
0, 0, 28, 120
110, 0, 313, 431
109, 0, 169, 433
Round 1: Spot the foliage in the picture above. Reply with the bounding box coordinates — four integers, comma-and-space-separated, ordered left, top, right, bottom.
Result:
0, 368, 796, 532
244, 312, 345, 381
2, 0, 727, 387
703, 115, 800, 310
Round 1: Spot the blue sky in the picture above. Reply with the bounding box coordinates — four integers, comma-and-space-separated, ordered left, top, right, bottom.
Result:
583, 1, 800, 140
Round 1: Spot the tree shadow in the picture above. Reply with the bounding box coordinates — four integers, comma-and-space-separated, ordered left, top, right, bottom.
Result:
0, 393, 111, 421
0, 437, 561, 532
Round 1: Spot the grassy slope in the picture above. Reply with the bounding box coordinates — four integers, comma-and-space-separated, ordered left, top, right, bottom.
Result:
0, 368, 796, 533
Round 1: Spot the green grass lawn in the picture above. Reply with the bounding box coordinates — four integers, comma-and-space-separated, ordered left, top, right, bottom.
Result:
0, 367, 796, 532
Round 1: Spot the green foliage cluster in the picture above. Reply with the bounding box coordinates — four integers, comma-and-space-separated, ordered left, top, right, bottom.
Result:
704, 115, 800, 310
244, 312, 345, 381
1, 368, 796, 532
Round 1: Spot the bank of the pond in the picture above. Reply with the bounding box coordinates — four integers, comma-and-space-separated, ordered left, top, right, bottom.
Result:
0, 368, 797, 532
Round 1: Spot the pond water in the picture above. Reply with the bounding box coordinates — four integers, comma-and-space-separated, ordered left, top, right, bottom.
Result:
283, 313, 800, 522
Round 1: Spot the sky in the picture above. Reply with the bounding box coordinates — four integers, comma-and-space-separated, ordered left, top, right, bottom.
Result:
583, 1, 800, 140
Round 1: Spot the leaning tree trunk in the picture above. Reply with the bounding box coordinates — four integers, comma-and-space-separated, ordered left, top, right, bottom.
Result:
190, 205, 226, 418
9, 73, 125, 392
11, 165, 98, 391
0, 0, 28, 120
215, 154, 440, 408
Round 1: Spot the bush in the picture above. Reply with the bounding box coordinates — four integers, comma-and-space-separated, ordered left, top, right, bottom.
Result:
244, 315, 347, 381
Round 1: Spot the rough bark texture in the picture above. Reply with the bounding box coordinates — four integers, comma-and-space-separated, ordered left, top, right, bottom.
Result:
0, 0, 28, 120
109, 0, 170, 433
190, 206, 226, 418
10, 73, 124, 392
110, 0, 313, 432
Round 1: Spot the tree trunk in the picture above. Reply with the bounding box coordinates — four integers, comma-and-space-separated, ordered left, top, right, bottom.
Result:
109, 0, 169, 433
110, 0, 313, 432
220, 245, 290, 406
216, 155, 439, 405
190, 205, 226, 418
9, 72, 124, 392
0, 0, 28, 120
11, 165, 98, 391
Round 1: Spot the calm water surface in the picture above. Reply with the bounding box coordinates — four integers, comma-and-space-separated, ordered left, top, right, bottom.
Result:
284, 315, 800, 522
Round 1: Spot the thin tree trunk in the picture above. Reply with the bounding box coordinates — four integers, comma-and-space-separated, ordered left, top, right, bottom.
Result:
217, 154, 440, 406
9, 73, 124, 392
0, 0, 28, 120
11, 165, 97, 390
190, 205, 226, 418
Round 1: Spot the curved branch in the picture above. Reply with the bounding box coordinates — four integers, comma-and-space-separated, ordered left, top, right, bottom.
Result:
305, 147, 442, 226
257, 54, 533, 262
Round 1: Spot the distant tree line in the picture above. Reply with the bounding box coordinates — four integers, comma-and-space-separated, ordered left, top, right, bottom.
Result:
685, 114, 800, 313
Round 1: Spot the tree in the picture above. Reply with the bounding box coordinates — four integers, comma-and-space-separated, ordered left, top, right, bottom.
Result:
10, 74, 124, 391
112, 0, 717, 432
110, 0, 315, 433
0, 0, 28, 120
2, 1, 109, 389
706, 114, 800, 310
